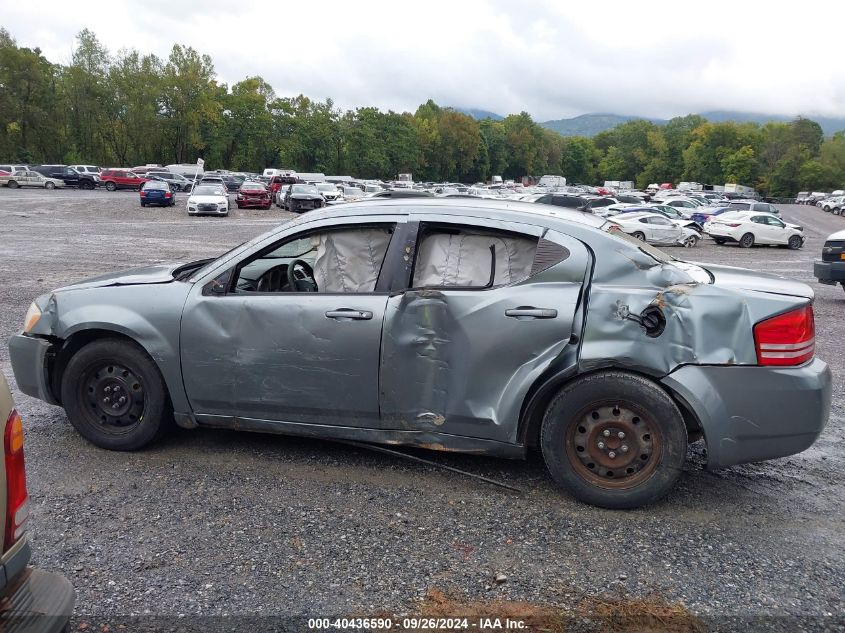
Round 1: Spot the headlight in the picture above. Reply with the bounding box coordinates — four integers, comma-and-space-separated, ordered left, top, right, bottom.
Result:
23, 302, 41, 333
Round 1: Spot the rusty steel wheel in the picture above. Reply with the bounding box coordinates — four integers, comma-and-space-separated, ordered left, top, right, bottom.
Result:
565, 403, 662, 489
541, 371, 687, 509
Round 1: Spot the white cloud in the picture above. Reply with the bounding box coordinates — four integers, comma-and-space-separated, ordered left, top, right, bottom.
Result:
3, 0, 844, 121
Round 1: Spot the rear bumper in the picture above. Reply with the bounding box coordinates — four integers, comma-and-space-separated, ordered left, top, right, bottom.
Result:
661, 358, 831, 470
814, 260, 845, 284
8, 335, 57, 405
0, 566, 74, 632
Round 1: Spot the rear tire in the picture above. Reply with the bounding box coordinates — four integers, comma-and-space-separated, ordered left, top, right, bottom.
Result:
632, 231, 646, 241
739, 233, 754, 248
8, 181, 19, 188
105, 181, 116, 191
60, 338, 172, 451
540, 371, 687, 509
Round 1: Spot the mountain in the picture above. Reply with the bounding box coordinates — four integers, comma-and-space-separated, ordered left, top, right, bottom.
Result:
540, 111, 845, 137
454, 108, 503, 121
540, 113, 666, 137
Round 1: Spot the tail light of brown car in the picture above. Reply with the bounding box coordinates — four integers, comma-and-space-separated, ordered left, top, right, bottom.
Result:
754, 305, 815, 367
3, 409, 29, 552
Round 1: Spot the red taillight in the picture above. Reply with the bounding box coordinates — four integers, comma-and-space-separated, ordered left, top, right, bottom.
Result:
726, 223, 741, 227
165, 191, 171, 198
753, 305, 815, 366
140, 191, 146, 197
4, 410, 29, 552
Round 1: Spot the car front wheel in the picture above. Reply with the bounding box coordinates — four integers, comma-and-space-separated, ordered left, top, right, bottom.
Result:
105, 182, 116, 191
60, 338, 172, 451
540, 371, 687, 509
45, 181, 55, 189
787, 235, 803, 250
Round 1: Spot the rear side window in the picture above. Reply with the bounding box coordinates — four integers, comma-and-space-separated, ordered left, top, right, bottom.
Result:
411, 225, 544, 289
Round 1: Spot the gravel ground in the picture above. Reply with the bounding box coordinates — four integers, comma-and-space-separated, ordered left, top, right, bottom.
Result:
0, 189, 843, 631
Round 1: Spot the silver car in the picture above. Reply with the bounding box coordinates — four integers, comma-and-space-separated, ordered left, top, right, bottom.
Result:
8, 200, 831, 508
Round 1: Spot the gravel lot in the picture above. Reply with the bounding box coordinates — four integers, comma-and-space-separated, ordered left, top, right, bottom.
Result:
0, 189, 843, 631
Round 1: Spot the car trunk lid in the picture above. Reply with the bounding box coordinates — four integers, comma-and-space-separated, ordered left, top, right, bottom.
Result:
698, 263, 814, 299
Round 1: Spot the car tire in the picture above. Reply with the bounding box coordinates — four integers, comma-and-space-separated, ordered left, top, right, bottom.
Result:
540, 371, 687, 509
632, 231, 646, 241
140, 201, 146, 207
60, 338, 172, 451
83, 181, 94, 190
714, 238, 726, 245
739, 233, 754, 248
787, 235, 803, 250
105, 181, 116, 191
683, 234, 699, 247
823, 206, 831, 212
45, 182, 55, 189
833, 208, 842, 216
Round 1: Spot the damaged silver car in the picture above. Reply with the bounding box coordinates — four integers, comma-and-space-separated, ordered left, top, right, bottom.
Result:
9, 200, 831, 508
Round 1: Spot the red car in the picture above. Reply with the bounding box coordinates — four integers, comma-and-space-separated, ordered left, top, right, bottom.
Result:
236, 182, 272, 209
268, 175, 298, 205
100, 169, 150, 191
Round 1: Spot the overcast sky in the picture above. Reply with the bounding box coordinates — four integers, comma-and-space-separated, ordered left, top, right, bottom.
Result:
3, 0, 844, 121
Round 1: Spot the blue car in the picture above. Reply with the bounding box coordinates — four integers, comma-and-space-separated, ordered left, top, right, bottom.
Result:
140, 180, 175, 207
691, 206, 731, 225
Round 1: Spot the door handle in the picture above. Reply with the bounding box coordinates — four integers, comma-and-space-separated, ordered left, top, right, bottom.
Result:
325, 309, 373, 320
505, 307, 558, 319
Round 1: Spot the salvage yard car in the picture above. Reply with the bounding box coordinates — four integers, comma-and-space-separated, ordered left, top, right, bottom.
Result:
704, 211, 804, 249
284, 183, 327, 213
139, 180, 176, 207
187, 184, 230, 216
0, 372, 74, 629
8, 199, 831, 509
814, 229, 845, 291
608, 212, 701, 247
236, 181, 272, 209
0, 170, 65, 189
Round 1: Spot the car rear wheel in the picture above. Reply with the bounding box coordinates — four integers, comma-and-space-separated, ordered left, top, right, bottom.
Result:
739, 233, 755, 248
8, 180, 19, 188
45, 181, 55, 189
632, 231, 646, 241
540, 371, 687, 509
714, 238, 726, 245
60, 338, 172, 451
787, 235, 802, 250
105, 181, 116, 191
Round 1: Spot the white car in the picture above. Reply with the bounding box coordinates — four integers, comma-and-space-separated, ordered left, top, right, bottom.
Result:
316, 183, 343, 203
704, 211, 804, 249
726, 200, 781, 216
609, 212, 701, 247
0, 170, 65, 189
187, 184, 230, 216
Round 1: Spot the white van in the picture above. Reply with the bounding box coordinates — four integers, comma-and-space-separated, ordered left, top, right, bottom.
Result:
263, 168, 297, 179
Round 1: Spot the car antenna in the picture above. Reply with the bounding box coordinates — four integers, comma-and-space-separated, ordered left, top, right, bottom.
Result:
335, 440, 523, 494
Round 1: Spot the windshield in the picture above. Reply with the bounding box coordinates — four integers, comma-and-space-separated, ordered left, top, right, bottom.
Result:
316, 184, 336, 192
193, 186, 224, 196
345, 188, 364, 196
292, 184, 318, 194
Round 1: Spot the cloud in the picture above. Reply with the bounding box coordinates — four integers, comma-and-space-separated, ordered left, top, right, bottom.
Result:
2, 0, 844, 121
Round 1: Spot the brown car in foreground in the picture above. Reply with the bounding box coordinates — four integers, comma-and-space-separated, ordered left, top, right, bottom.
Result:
0, 372, 74, 630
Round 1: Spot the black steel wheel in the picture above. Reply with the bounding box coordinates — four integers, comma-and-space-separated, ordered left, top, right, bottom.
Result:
60, 338, 172, 451
541, 371, 687, 509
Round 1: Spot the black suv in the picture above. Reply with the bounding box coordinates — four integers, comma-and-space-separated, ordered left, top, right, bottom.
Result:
32, 165, 98, 189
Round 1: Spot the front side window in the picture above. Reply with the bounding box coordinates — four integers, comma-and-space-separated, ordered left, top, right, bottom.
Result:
233, 225, 395, 294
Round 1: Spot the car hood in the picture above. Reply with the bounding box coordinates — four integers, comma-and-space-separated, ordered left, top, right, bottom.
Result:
698, 263, 814, 299
53, 260, 204, 292
188, 195, 227, 204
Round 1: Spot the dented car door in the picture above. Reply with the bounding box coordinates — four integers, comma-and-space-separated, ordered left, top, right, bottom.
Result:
379, 217, 591, 445
179, 219, 401, 428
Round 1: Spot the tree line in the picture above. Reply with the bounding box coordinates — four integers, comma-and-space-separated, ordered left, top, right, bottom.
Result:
1, 28, 844, 196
